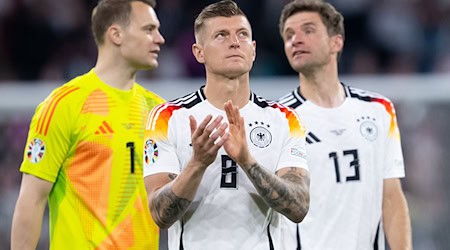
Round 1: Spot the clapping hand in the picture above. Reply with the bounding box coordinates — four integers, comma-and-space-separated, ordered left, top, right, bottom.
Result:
189, 114, 230, 169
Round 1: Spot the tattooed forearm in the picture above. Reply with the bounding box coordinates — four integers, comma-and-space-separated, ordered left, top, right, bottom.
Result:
280, 168, 310, 219
247, 164, 310, 223
151, 184, 191, 229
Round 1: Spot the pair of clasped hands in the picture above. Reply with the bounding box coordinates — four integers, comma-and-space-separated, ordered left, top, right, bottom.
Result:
189, 100, 256, 171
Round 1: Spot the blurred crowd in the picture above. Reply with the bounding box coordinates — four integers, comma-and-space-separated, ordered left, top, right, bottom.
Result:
0, 0, 450, 82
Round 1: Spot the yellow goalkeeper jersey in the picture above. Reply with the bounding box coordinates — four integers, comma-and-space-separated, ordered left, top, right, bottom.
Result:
20, 69, 163, 249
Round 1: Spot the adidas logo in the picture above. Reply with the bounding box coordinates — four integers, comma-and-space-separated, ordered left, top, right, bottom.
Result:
306, 132, 321, 144
95, 121, 114, 135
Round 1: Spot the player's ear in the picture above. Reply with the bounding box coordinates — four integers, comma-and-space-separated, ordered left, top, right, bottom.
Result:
107, 24, 123, 46
331, 34, 343, 54
192, 43, 205, 64
252, 40, 256, 62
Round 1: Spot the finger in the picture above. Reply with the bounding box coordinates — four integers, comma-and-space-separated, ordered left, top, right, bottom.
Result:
209, 122, 228, 143
194, 114, 213, 138
214, 132, 230, 148
203, 115, 224, 136
224, 100, 235, 124
189, 115, 197, 136
226, 103, 240, 127
232, 105, 241, 127
239, 116, 245, 130
224, 100, 232, 109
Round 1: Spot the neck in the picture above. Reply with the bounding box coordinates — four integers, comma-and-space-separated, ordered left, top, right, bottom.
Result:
298, 63, 344, 108
203, 72, 251, 110
93, 50, 138, 90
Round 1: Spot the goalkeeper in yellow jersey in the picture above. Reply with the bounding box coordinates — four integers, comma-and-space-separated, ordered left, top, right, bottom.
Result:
11, 0, 165, 249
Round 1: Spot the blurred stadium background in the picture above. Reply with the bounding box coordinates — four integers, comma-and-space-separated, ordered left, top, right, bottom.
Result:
1, 0, 449, 249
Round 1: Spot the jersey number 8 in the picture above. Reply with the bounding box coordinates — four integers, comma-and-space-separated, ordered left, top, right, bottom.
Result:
221, 155, 238, 188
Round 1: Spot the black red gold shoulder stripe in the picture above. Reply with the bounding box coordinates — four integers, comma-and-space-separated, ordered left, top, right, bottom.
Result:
347, 86, 395, 116
146, 89, 204, 131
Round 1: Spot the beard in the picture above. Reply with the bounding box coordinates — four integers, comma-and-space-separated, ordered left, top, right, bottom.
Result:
290, 55, 330, 75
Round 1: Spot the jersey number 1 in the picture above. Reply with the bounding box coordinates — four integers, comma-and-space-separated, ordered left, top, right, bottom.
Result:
127, 142, 135, 174
329, 149, 360, 183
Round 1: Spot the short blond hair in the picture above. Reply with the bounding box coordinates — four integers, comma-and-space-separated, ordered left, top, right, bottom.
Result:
194, 0, 248, 42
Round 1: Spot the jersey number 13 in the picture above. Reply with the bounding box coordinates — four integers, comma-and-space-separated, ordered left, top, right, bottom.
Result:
329, 149, 360, 183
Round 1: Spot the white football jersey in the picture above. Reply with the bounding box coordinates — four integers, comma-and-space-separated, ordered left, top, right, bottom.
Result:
144, 87, 308, 250
278, 84, 405, 250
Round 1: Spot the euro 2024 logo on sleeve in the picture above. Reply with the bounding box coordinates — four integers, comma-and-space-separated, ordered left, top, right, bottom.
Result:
144, 139, 159, 165
27, 138, 46, 163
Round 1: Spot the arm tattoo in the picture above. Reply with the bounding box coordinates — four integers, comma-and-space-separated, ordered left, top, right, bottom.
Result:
168, 173, 177, 181
151, 184, 191, 229
280, 167, 310, 218
247, 165, 310, 222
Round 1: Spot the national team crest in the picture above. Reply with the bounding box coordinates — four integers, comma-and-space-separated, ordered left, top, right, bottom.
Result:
358, 116, 378, 141
249, 121, 272, 148
26, 138, 45, 163
144, 139, 158, 164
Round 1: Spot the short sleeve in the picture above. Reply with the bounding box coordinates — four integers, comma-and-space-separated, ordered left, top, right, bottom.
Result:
276, 106, 308, 171
383, 102, 405, 179
20, 86, 78, 182
144, 103, 182, 177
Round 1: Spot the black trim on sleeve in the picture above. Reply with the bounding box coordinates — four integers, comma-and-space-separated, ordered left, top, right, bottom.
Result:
373, 220, 380, 250
179, 220, 184, 250
267, 222, 274, 250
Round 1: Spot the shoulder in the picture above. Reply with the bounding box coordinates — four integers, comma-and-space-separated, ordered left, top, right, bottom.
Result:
277, 88, 305, 109
38, 71, 126, 118
168, 89, 205, 109
147, 90, 204, 125
253, 93, 306, 138
253, 93, 294, 112
253, 93, 302, 123
346, 85, 397, 113
31, 75, 92, 135
39, 77, 87, 110
52, 70, 103, 99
